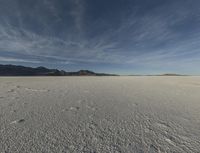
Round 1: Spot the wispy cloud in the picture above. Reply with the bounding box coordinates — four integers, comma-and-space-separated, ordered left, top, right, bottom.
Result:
0, 56, 41, 63
70, 0, 85, 32
0, 0, 200, 74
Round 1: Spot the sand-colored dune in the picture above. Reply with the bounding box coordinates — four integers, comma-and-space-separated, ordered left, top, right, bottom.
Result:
0, 76, 200, 152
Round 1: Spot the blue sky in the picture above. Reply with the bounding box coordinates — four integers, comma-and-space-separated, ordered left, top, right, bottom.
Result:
0, 0, 200, 74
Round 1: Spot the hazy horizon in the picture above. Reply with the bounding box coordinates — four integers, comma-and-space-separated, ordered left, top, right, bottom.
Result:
0, 0, 200, 75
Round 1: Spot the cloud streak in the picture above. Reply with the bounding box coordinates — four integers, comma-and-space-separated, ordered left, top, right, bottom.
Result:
0, 56, 41, 63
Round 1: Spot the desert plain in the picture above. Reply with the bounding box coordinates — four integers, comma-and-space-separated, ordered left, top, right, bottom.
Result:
0, 76, 200, 153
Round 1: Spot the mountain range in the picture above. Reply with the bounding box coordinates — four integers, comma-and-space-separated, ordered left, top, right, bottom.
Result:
0, 64, 118, 76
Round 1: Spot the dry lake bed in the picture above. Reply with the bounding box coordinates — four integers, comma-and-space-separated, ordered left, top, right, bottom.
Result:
0, 76, 200, 153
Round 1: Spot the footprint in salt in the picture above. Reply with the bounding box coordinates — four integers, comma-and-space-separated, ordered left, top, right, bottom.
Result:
23, 102, 28, 105
11, 110, 17, 113
70, 106, 80, 111
15, 85, 21, 89
7, 89, 15, 93
86, 105, 97, 111
132, 102, 138, 107
10, 119, 25, 124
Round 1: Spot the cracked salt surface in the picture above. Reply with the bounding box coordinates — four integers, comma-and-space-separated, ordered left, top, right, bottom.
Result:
0, 76, 200, 152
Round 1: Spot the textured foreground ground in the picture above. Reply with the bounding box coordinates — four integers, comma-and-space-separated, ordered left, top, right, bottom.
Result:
0, 77, 200, 153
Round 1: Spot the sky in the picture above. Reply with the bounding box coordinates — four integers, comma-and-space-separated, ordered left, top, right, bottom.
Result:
0, 0, 200, 75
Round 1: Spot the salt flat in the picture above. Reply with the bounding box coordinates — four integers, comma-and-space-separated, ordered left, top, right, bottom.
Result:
0, 76, 200, 153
